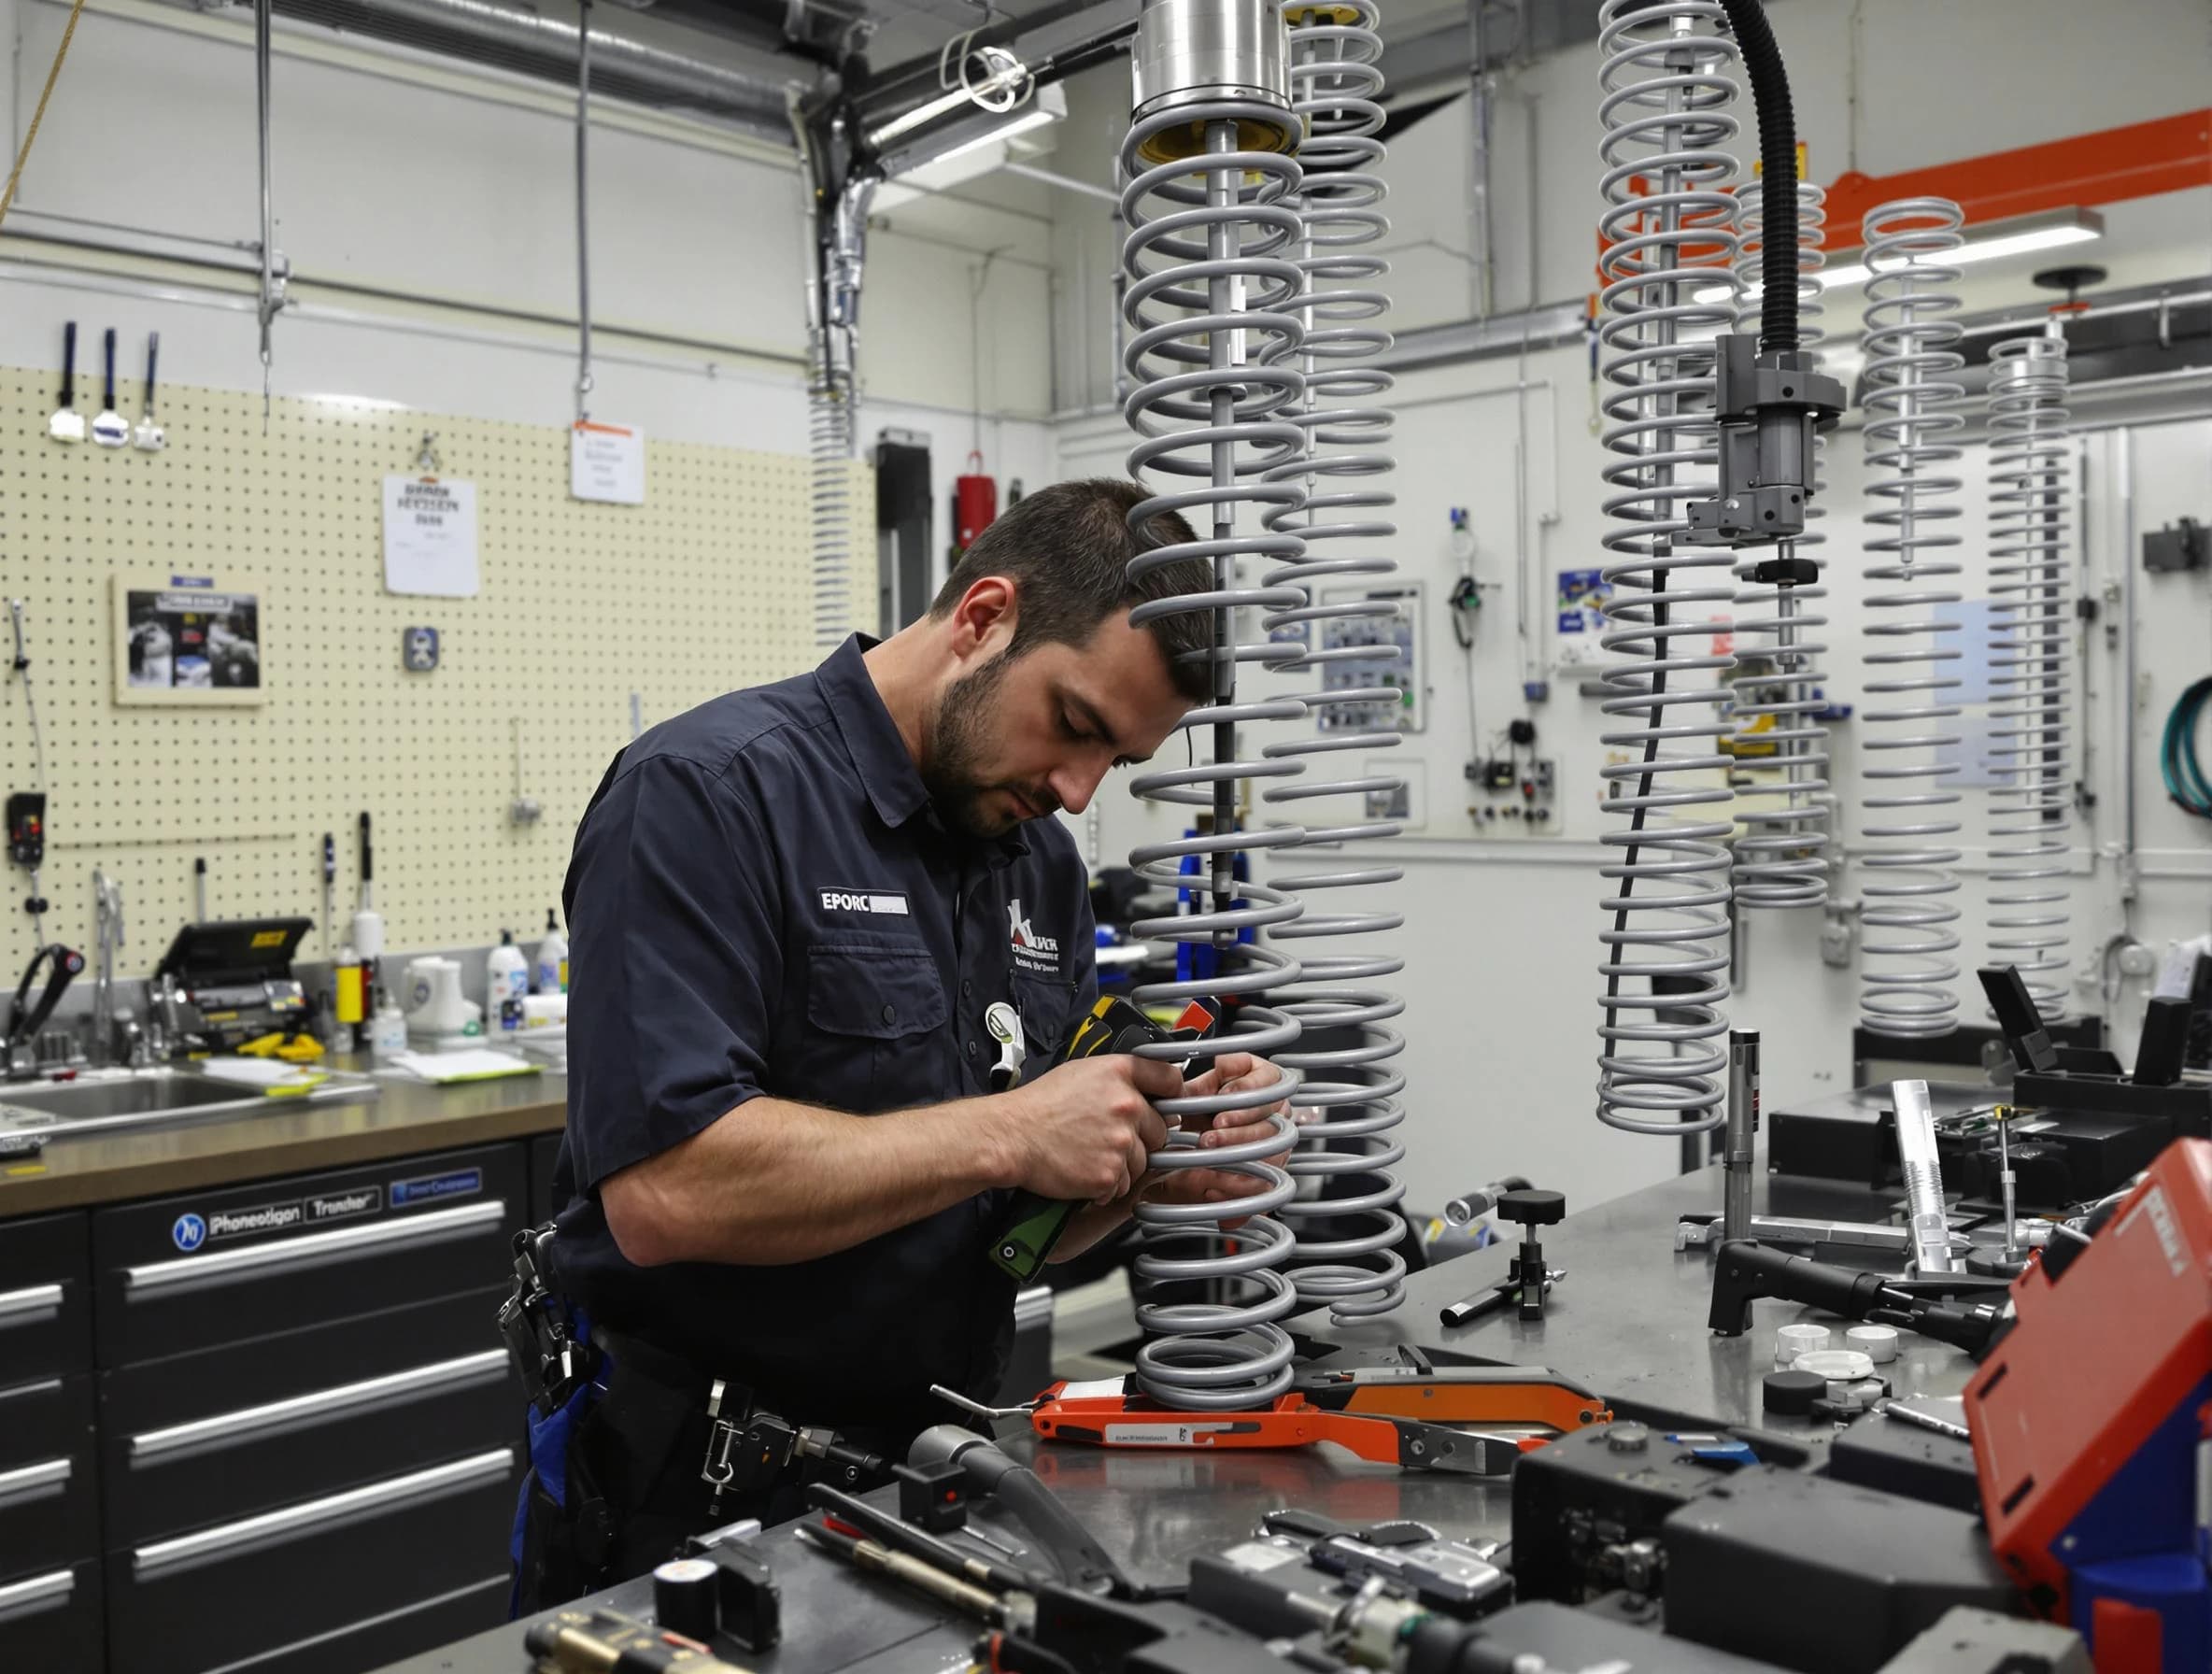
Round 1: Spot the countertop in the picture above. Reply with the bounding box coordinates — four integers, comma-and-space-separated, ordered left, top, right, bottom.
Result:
0, 1054, 566, 1215
375, 1156, 1987, 1674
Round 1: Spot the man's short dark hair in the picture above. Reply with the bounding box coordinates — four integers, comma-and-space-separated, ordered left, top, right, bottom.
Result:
928, 478, 1211, 702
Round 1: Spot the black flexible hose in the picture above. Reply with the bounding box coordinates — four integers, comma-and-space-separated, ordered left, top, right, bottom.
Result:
1714, 0, 1798, 353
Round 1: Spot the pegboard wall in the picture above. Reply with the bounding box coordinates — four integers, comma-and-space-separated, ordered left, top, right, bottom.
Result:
0, 365, 871, 974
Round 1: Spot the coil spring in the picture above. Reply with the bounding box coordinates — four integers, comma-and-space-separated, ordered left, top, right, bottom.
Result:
1120, 99, 1309, 1410
1727, 182, 1831, 908
1592, 0, 1744, 1139
1255, 0, 1407, 1324
808, 338, 857, 648
1986, 333, 2074, 1014
1858, 198, 1966, 1038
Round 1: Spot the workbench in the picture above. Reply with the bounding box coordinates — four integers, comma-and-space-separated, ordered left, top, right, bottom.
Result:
0, 1057, 566, 1214
378, 1158, 1983, 1674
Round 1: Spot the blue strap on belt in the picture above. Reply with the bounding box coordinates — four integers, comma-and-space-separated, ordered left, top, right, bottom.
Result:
507, 1306, 597, 1613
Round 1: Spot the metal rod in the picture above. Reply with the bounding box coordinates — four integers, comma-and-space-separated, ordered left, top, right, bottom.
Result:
1997, 1108, 2019, 1263
1723, 1027, 1760, 1241
254, 0, 280, 428
1891, 1079, 1958, 1276
574, 0, 594, 425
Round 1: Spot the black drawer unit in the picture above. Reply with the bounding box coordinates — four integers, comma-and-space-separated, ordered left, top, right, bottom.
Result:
0, 1556, 103, 1670
106, 1447, 518, 1674
101, 1287, 517, 1544
240, 1571, 509, 1674
0, 1210, 92, 1379
0, 1374, 97, 1584
92, 1143, 525, 1366
529, 1130, 565, 1224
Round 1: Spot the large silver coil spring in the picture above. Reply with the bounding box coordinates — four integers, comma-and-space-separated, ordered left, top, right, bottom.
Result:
1727, 182, 1831, 908
1858, 198, 1966, 1038
1120, 95, 1310, 1410
1985, 332, 2074, 1014
1592, 0, 1743, 1139
1255, 0, 1406, 1324
807, 334, 857, 649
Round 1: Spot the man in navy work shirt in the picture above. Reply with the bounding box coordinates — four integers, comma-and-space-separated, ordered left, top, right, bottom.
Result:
515, 479, 1290, 1609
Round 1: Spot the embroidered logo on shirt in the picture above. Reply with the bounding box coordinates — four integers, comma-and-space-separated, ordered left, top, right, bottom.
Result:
1009, 897, 1061, 973
820, 888, 911, 916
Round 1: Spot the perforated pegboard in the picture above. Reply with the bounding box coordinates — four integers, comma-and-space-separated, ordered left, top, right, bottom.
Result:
0, 367, 871, 973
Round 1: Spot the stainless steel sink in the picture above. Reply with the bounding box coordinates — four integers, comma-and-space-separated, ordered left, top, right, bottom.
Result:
0, 1065, 378, 1142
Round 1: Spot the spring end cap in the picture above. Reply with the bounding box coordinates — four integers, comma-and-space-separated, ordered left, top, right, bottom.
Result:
1131, 95, 1299, 164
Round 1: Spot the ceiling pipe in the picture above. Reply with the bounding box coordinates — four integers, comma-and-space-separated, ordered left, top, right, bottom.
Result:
206, 0, 803, 138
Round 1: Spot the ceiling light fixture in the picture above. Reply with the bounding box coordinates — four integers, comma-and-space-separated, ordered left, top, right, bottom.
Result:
1694, 206, 2106, 305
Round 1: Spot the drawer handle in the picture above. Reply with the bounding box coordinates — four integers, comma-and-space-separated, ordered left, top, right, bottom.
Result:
0, 1568, 74, 1621
133, 1446, 514, 1577
130, 1348, 511, 1460
0, 1456, 69, 1505
124, 1199, 506, 1294
0, 1282, 63, 1324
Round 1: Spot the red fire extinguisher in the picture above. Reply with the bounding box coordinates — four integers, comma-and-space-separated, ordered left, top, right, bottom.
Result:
955, 451, 999, 550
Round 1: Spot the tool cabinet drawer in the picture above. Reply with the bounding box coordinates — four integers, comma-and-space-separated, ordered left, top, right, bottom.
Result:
0, 1209, 92, 1378
92, 1142, 525, 1366
0, 1374, 97, 1582
240, 1571, 510, 1674
106, 1445, 518, 1674
0, 1558, 103, 1671
102, 1287, 518, 1543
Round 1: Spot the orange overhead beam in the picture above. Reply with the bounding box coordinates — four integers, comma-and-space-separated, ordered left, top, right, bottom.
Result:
1822, 107, 2211, 240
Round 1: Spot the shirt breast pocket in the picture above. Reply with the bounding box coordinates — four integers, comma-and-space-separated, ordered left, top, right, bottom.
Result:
1012, 972, 1081, 1066
804, 943, 951, 1114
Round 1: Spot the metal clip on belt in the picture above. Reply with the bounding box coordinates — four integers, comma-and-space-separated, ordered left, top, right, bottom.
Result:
700, 1382, 891, 1521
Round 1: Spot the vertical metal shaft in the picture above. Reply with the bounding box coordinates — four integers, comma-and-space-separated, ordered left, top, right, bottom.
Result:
1996, 1109, 2019, 1262
254, 0, 280, 428
1207, 118, 1238, 949
575, 0, 595, 424
1891, 1078, 1955, 1276
1723, 1027, 1759, 1241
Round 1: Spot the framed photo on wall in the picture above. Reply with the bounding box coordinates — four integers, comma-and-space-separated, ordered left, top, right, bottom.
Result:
111, 574, 268, 706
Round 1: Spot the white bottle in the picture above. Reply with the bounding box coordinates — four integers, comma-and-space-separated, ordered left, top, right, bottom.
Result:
487, 930, 529, 1036
533, 909, 569, 996
370, 989, 408, 1059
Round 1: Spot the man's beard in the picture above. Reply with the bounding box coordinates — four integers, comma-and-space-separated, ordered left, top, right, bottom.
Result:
922, 651, 1058, 838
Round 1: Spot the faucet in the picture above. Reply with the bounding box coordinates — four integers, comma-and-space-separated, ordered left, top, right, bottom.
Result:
92, 870, 124, 1066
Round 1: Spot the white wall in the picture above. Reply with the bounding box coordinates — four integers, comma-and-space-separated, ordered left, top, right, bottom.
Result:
0, 0, 1056, 529
1050, 0, 2212, 1213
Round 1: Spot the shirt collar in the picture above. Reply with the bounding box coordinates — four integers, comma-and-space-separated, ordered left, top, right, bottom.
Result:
816, 634, 1029, 858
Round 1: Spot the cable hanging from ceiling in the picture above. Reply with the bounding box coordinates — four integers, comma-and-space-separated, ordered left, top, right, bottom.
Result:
1591, 0, 1744, 1140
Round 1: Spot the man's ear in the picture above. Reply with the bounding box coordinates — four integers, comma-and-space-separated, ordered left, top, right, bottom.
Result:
945, 575, 1018, 662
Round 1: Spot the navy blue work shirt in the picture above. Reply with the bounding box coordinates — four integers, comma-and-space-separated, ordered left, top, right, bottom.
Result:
550, 635, 1097, 1435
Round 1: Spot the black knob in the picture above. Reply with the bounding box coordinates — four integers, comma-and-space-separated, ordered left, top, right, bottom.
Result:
1496, 1188, 1566, 1228
1762, 1369, 1826, 1417
653, 1555, 721, 1641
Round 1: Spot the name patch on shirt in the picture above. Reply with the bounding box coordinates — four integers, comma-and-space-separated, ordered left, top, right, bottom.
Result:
819, 887, 911, 917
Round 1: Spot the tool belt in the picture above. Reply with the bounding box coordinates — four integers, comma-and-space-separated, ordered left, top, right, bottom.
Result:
503, 1224, 894, 1607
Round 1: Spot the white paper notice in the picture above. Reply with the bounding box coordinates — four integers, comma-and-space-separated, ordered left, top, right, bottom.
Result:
571, 420, 645, 504
382, 475, 480, 597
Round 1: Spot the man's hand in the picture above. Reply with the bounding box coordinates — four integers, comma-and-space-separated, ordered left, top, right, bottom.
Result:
1002, 1054, 1178, 1204
1155, 1052, 1296, 1226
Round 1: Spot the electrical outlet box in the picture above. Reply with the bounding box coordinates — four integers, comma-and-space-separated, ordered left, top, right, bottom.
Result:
403, 627, 441, 672
1468, 757, 1560, 838
1318, 583, 1424, 733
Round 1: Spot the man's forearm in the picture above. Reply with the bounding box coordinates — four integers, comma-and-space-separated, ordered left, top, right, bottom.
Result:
605, 1094, 1019, 1267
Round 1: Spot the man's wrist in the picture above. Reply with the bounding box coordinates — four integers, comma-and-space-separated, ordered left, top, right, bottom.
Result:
974, 1086, 1032, 1192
